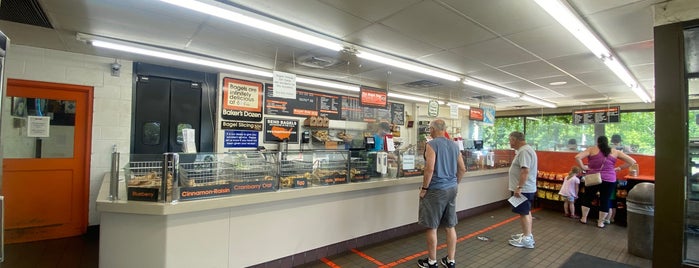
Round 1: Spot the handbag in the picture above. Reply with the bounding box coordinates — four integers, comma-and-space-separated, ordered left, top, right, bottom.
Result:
584, 156, 607, 186
584, 173, 602, 186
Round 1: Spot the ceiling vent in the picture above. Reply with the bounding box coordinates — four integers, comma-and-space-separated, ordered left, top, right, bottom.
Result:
402, 80, 441, 88
297, 55, 338, 69
472, 95, 497, 102
0, 0, 53, 28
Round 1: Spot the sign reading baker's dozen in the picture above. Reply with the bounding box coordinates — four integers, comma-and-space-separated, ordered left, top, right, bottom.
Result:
222, 77, 263, 122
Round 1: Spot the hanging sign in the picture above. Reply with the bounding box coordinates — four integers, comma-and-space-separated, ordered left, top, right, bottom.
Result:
427, 100, 439, 117
360, 86, 388, 109
272, 71, 296, 99
469, 108, 484, 121
573, 106, 620, 124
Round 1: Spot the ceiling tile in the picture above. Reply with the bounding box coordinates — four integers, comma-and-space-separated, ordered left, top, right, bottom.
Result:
450, 38, 537, 67
343, 24, 442, 58
379, 1, 495, 49
547, 53, 608, 75
222, 0, 370, 38
319, 0, 422, 22
467, 68, 522, 84
439, 0, 554, 35
499, 60, 566, 80
419, 51, 490, 75
506, 25, 589, 59
582, 1, 655, 46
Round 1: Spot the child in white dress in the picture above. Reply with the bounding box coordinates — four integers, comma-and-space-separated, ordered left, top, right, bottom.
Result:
558, 166, 582, 218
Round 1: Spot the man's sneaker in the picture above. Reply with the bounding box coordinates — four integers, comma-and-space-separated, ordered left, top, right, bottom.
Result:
417, 258, 438, 268
440, 256, 455, 268
510, 233, 524, 240
510, 233, 534, 243
509, 235, 535, 249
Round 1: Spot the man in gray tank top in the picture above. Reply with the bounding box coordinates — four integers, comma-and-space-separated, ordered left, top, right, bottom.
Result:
417, 119, 466, 268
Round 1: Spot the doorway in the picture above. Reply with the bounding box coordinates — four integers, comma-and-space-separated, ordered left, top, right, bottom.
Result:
133, 76, 202, 157
1, 79, 92, 243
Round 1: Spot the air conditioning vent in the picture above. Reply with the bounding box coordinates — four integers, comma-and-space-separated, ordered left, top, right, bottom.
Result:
402, 80, 441, 88
298, 55, 338, 68
0, 0, 53, 28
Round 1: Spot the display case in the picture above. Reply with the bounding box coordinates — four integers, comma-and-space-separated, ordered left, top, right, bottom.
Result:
279, 150, 350, 188
124, 152, 278, 202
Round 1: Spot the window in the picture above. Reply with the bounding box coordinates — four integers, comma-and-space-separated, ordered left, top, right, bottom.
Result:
142, 122, 161, 145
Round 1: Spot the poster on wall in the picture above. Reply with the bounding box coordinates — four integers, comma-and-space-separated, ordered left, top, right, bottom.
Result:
480, 104, 496, 125
264, 118, 299, 143
572, 106, 620, 125
221, 78, 263, 122
359, 86, 387, 109
223, 130, 259, 148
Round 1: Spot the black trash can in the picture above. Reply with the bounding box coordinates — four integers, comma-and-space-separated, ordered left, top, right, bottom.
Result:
626, 182, 655, 259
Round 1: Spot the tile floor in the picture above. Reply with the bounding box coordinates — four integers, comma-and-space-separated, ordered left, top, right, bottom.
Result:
298, 207, 653, 268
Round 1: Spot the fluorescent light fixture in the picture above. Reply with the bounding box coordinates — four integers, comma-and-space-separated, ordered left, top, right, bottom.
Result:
296, 77, 359, 91
388, 92, 446, 104
534, 0, 610, 59
534, 0, 651, 103
89, 39, 273, 78
463, 79, 520, 98
356, 51, 461, 81
159, 0, 343, 51
520, 95, 557, 108
448, 103, 471, 110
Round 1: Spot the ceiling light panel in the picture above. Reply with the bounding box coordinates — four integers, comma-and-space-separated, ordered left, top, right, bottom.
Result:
159, 0, 344, 51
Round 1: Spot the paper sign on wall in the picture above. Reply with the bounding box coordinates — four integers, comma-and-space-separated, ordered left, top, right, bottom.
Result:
27, 116, 50, 137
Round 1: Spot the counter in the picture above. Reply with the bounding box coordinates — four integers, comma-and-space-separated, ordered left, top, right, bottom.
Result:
96, 168, 509, 268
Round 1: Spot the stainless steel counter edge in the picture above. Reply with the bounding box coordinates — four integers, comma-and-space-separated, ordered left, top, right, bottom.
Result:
96, 168, 509, 215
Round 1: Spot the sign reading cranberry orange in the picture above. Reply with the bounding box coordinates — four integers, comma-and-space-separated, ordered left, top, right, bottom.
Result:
360, 86, 387, 109
222, 77, 263, 122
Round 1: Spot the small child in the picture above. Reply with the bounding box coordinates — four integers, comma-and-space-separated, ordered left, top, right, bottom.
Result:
558, 166, 582, 219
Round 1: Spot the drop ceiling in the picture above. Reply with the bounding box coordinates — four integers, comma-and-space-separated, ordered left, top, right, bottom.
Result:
0, 0, 666, 110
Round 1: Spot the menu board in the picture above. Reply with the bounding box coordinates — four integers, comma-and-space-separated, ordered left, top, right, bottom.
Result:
391, 103, 405, 125
264, 84, 341, 120
341, 95, 402, 124
573, 106, 620, 125
340, 95, 362, 122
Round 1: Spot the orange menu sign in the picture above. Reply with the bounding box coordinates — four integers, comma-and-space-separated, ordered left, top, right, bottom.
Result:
360, 86, 387, 108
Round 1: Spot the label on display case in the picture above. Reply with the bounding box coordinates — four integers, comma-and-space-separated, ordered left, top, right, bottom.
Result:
179, 183, 234, 200
127, 187, 159, 202
231, 181, 277, 194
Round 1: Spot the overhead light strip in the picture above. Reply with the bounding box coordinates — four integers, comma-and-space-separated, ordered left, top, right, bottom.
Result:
159, 0, 343, 51
356, 51, 461, 81
463, 79, 520, 98
520, 95, 557, 108
534, 0, 652, 103
296, 77, 359, 92
88, 39, 274, 78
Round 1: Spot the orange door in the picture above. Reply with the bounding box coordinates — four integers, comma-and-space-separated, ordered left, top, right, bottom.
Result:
2, 79, 92, 243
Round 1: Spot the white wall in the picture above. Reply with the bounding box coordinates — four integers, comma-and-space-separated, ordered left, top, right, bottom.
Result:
5, 45, 133, 225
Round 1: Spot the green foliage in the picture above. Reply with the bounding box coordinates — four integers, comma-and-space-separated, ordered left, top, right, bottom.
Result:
484, 111, 656, 155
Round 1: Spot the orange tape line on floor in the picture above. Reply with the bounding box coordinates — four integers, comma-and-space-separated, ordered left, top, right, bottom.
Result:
320, 257, 341, 268
325, 207, 543, 268
350, 248, 385, 266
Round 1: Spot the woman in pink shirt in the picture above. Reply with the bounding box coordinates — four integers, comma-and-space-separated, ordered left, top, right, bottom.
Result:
574, 136, 637, 228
